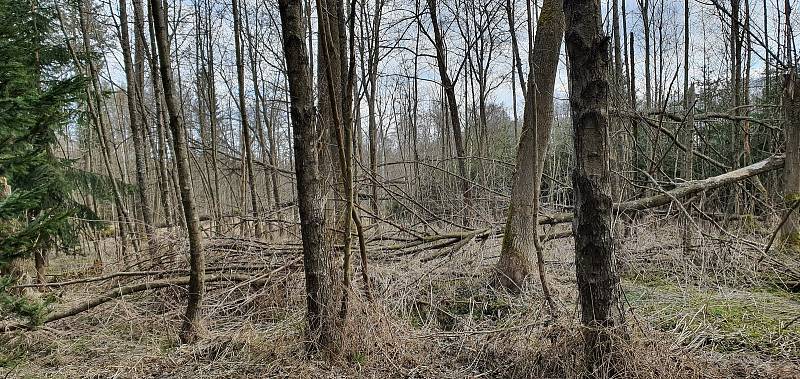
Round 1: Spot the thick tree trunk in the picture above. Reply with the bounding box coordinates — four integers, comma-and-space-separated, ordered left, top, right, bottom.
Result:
564, 0, 623, 373
497, 0, 564, 291
278, 0, 343, 354
149, 0, 205, 344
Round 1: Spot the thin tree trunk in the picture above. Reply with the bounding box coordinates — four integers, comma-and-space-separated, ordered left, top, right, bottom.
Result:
639, 0, 652, 109
426, 0, 472, 211
119, 0, 156, 259
203, 0, 222, 233
682, 84, 696, 250
149, 0, 205, 344
366, 0, 384, 216
79, 0, 133, 266
232, 0, 262, 238
147, 1, 174, 227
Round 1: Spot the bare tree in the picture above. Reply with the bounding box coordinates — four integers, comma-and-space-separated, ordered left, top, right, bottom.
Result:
118, 0, 155, 258
496, 0, 563, 300
564, 0, 623, 372
232, 0, 262, 237
782, 70, 800, 250
424, 0, 472, 210
278, 0, 343, 353
149, 0, 206, 344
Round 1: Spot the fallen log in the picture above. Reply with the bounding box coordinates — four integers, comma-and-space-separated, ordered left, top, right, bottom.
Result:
0, 258, 300, 332
11, 263, 295, 289
540, 154, 785, 225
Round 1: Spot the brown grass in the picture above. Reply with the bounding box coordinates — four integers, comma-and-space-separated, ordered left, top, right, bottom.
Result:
1, 218, 799, 378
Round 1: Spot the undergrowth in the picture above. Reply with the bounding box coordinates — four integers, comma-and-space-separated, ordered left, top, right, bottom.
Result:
1, 223, 799, 378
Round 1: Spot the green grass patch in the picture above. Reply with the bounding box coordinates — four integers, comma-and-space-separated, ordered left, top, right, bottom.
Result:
625, 279, 800, 358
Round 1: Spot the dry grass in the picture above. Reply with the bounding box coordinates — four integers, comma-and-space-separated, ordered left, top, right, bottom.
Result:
1, 218, 799, 378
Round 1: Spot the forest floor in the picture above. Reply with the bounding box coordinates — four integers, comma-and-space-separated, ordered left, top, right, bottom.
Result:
1, 217, 800, 378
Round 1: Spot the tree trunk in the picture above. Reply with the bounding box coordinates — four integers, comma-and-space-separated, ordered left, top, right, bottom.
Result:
119, 0, 156, 259
781, 70, 800, 251
426, 0, 472, 210
317, 0, 349, 244
278, 0, 343, 354
366, 0, 383, 217
497, 0, 564, 292
232, 0, 261, 238
146, 2, 174, 227
564, 0, 623, 373
203, 1, 222, 233
730, 0, 743, 214
640, 0, 652, 109
149, 0, 205, 344
78, 0, 133, 265
682, 84, 696, 250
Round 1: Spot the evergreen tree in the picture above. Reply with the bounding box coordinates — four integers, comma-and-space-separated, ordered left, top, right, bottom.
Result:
0, 0, 91, 279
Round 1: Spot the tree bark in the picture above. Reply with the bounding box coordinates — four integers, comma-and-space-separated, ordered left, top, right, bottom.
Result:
148, 0, 205, 344
426, 0, 472, 209
497, 0, 564, 293
232, 0, 262, 238
119, 0, 156, 259
564, 0, 623, 372
278, 0, 343, 354
781, 70, 800, 250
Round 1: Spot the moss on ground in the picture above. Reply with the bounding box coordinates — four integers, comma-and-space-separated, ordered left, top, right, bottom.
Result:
625, 279, 800, 358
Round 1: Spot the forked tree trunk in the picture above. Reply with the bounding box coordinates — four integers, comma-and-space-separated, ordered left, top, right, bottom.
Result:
497, 0, 563, 292
278, 0, 343, 354
564, 0, 623, 373
149, 0, 205, 344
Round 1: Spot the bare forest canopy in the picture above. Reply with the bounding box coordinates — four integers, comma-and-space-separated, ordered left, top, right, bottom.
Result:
1, 0, 799, 377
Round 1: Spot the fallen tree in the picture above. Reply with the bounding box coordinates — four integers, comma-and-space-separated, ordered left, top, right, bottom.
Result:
372, 155, 786, 254
540, 154, 785, 225
0, 258, 300, 332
